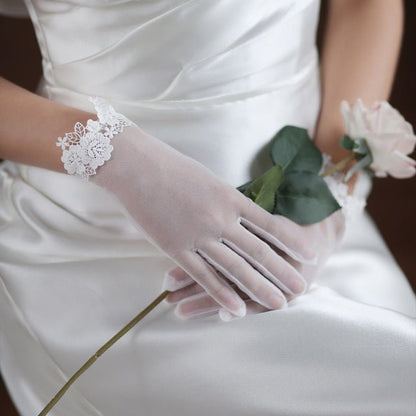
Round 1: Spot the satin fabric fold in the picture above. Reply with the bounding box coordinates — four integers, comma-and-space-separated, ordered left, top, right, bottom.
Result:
1, 0, 415, 415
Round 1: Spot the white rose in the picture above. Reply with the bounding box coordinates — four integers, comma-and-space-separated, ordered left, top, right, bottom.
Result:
340, 99, 416, 178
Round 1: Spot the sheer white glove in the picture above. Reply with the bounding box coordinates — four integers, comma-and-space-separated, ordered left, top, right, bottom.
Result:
163, 210, 346, 320
163, 153, 371, 321
57, 98, 313, 318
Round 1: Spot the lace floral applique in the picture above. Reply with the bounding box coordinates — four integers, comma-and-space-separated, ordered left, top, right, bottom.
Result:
56, 97, 132, 179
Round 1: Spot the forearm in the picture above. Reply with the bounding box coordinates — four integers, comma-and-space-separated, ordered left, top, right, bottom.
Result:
0, 77, 96, 172
315, 0, 404, 162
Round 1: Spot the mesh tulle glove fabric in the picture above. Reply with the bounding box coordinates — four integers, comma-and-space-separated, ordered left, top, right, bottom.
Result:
90, 122, 317, 317
58, 99, 314, 317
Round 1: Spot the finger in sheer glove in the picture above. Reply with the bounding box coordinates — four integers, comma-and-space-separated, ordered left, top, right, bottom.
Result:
164, 209, 346, 320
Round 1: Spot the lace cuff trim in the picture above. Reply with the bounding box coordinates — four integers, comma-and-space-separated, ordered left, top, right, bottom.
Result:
56, 97, 132, 179
320, 153, 367, 223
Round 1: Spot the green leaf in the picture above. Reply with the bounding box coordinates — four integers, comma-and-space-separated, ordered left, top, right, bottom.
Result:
274, 171, 341, 224
270, 126, 323, 174
339, 135, 355, 150
237, 180, 252, 193
242, 165, 284, 212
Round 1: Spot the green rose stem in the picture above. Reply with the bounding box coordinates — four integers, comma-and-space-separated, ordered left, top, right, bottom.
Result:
38, 290, 171, 416
320, 153, 356, 178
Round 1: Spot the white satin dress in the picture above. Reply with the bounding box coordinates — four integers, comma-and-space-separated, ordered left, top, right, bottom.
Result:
0, 1, 415, 415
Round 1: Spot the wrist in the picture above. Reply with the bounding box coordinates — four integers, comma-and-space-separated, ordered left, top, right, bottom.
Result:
49, 108, 97, 173
56, 97, 132, 180
91, 125, 145, 190
314, 125, 350, 163
313, 122, 360, 194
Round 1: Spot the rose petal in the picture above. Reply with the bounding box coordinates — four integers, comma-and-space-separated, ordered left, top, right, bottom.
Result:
394, 133, 416, 155
387, 151, 416, 178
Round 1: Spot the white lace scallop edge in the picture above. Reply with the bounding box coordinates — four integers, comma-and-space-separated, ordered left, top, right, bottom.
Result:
56, 96, 133, 180
320, 153, 368, 224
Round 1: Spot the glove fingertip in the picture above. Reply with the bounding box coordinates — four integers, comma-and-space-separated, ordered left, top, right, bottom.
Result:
219, 308, 240, 322
162, 272, 193, 292
173, 304, 189, 320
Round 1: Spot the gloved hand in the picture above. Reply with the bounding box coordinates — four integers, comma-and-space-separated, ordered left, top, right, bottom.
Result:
163, 208, 346, 321
162, 152, 371, 321
67, 101, 315, 318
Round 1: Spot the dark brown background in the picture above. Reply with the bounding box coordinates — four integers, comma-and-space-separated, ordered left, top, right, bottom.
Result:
1, 1, 415, 414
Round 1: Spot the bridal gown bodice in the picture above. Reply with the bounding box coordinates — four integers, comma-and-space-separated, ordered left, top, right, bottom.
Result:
0, 1, 415, 415
27, 0, 321, 187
